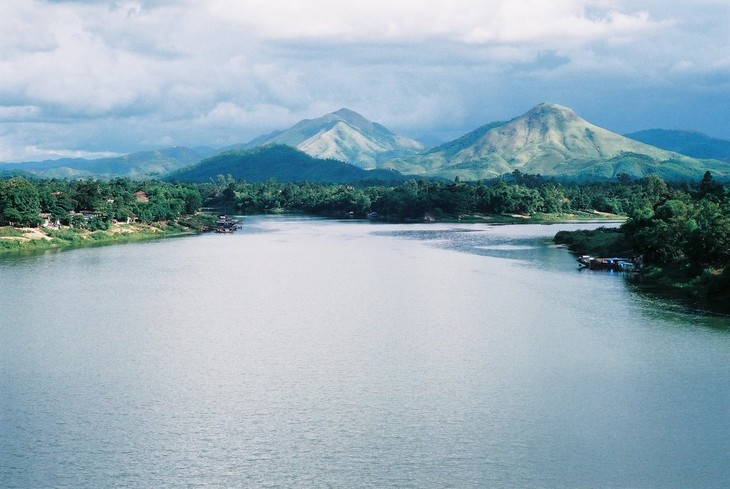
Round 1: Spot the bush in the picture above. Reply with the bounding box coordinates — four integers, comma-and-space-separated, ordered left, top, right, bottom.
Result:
554, 227, 633, 256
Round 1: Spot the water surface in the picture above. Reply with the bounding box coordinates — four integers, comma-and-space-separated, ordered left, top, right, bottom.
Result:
1, 216, 728, 488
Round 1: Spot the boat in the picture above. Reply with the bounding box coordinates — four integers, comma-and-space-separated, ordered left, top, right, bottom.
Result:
214, 215, 241, 233
577, 255, 642, 272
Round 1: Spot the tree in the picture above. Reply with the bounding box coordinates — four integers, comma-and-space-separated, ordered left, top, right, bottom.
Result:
640, 174, 670, 203
0, 177, 42, 226
697, 171, 724, 202
687, 199, 730, 266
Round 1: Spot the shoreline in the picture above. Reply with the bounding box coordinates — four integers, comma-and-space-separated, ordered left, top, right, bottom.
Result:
554, 227, 730, 316
0, 214, 215, 256
0, 211, 623, 257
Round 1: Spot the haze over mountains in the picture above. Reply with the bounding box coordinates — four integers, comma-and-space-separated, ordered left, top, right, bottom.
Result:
625, 129, 730, 162
3, 103, 730, 182
0, 147, 215, 179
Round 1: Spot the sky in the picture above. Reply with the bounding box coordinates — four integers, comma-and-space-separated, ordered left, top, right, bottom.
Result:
1, 0, 729, 162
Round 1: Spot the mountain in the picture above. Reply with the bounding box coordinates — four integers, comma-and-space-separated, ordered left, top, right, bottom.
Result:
383, 103, 730, 181
0, 146, 215, 179
167, 144, 409, 184
231, 108, 424, 169
4, 105, 729, 183
625, 129, 730, 162
0, 169, 35, 179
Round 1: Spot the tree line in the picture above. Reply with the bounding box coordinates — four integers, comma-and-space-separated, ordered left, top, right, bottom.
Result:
2, 173, 728, 272
554, 171, 730, 303
0, 177, 202, 228
621, 171, 729, 272
201, 171, 686, 220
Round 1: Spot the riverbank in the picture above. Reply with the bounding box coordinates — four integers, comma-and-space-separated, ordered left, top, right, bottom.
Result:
554, 227, 730, 315
466, 210, 625, 224
1, 210, 622, 256
369, 210, 625, 224
554, 226, 633, 256
0, 213, 216, 255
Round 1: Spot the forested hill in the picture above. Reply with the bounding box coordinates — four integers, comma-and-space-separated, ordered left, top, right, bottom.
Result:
167, 144, 409, 184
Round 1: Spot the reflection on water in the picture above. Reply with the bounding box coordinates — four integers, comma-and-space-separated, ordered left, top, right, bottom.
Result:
1, 215, 728, 488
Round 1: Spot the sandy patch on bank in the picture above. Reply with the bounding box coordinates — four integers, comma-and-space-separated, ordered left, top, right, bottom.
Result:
108, 223, 163, 235
0, 227, 53, 241
108, 223, 137, 235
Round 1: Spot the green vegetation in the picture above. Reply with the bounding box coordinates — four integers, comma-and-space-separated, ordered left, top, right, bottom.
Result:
168, 144, 409, 184
3, 170, 728, 312
0, 177, 211, 254
0, 177, 203, 227
555, 171, 730, 309
554, 227, 633, 256
201, 170, 650, 221
0, 177, 42, 227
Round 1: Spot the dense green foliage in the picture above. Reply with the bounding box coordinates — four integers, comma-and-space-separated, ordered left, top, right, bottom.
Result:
0, 177, 202, 228
201, 170, 661, 220
557, 171, 730, 305
0, 177, 42, 226
554, 227, 633, 257
620, 172, 730, 269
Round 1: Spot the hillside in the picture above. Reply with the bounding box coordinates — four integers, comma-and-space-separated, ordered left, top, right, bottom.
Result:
167, 144, 408, 184
625, 129, 730, 162
230, 108, 423, 169
3, 104, 730, 183
383, 103, 730, 181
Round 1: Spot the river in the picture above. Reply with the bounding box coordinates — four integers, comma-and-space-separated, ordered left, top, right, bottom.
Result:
1, 215, 728, 488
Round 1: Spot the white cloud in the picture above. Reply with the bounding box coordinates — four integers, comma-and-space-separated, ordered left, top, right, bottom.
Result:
0, 0, 729, 161
205, 0, 664, 46
0, 106, 42, 121
23, 145, 121, 160
195, 102, 295, 129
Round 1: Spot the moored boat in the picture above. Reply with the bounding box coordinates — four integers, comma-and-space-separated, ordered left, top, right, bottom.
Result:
214, 215, 241, 233
577, 255, 642, 272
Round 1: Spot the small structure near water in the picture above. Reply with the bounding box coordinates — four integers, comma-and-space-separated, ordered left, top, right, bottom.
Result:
214, 216, 241, 233
577, 255, 643, 272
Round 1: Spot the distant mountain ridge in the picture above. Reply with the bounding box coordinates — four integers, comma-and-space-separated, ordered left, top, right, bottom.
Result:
231, 108, 424, 169
383, 103, 730, 181
625, 129, 730, 162
2, 104, 730, 183
0, 147, 215, 179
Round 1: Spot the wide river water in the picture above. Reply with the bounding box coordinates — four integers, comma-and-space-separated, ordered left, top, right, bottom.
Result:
1, 215, 729, 488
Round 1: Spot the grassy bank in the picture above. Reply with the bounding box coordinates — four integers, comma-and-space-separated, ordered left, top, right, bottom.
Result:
394, 210, 625, 224
0, 213, 216, 255
636, 263, 730, 313
554, 226, 633, 256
